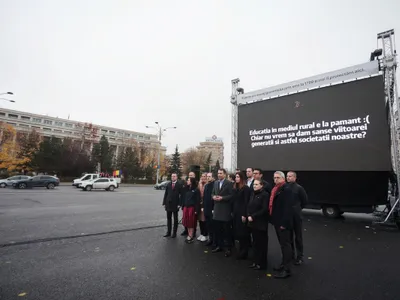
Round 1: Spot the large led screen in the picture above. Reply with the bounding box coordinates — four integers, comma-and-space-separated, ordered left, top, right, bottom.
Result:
237, 75, 392, 171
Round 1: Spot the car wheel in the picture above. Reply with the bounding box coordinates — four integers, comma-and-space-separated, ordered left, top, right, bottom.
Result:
85, 185, 92, 191
19, 183, 27, 189
0, 183, 6, 188
322, 206, 341, 218
47, 183, 55, 189
109, 185, 115, 191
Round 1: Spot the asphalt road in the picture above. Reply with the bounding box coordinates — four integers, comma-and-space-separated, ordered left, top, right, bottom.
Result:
0, 186, 399, 300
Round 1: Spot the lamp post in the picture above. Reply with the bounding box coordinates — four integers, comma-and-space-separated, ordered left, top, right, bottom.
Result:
0, 92, 13, 96
146, 122, 176, 185
0, 92, 15, 104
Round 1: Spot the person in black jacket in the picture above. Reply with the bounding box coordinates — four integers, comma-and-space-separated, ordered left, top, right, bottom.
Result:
182, 177, 201, 244
269, 171, 294, 279
232, 172, 251, 259
286, 171, 308, 265
247, 179, 270, 270
162, 173, 182, 238
180, 171, 197, 236
203, 172, 215, 247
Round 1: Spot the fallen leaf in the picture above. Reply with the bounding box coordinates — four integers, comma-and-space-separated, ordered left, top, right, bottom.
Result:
130, 267, 136, 271
308, 257, 312, 260
339, 246, 344, 249
266, 273, 272, 277
18, 292, 27, 297
357, 238, 361, 240
204, 251, 208, 254
365, 226, 370, 229
5, 261, 11, 264
304, 229, 307, 231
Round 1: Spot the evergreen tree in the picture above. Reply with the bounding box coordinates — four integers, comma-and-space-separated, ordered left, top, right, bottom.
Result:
202, 152, 212, 173
91, 135, 113, 172
168, 145, 182, 179
32, 137, 63, 173
123, 147, 141, 179
212, 159, 221, 178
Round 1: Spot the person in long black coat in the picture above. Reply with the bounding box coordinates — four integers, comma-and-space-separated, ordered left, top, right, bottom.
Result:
162, 173, 183, 238
247, 179, 270, 271
232, 172, 251, 259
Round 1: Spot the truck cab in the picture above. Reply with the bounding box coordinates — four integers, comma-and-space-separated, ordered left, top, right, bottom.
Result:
72, 173, 100, 187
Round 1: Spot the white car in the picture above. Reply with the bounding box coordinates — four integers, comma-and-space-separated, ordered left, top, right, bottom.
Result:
72, 173, 100, 187
0, 175, 31, 188
80, 178, 118, 191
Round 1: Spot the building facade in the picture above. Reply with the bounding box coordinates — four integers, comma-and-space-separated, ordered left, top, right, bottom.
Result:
197, 135, 224, 167
0, 108, 166, 159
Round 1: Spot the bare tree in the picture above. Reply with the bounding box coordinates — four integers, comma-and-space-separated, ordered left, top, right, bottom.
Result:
181, 147, 208, 174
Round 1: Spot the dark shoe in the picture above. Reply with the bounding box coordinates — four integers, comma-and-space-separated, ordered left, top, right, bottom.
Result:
211, 247, 222, 253
224, 250, 231, 257
171, 233, 177, 238
185, 237, 194, 244
248, 263, 257, 269
294, 258, 303, 266
163, 233, 171, 237
274, 270, 291, 279
273, 265, 284, 272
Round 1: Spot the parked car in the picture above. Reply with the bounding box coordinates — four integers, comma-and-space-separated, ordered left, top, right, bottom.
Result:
80, 178, 118, 191
0, 175, 31, 188
13, 175, 60, 189
154, 181, 170, 190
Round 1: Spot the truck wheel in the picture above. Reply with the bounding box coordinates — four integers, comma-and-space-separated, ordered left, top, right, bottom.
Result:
322, 206, 341, 218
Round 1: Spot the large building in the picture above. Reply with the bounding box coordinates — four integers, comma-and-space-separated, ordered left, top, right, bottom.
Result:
0, 108, 166, 159
197, 135, 224, 167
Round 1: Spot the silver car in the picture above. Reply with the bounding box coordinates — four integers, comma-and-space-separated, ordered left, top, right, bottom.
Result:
0, 175, 31, 188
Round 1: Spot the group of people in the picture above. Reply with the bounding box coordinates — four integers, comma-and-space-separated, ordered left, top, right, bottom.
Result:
161, 167, 308, 279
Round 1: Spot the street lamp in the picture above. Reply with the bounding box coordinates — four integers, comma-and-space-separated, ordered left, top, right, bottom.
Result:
0, 92, 13, 96
145, 122, 177, 185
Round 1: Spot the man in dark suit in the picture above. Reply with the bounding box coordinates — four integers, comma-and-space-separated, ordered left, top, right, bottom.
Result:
204, 172, 215, 246
286, 171, 308, 265
269, 171, 294, 279
162, 173, 182, 238
246, 167, 254, 188
253, 168, 272, 194
211, 168, 234, 257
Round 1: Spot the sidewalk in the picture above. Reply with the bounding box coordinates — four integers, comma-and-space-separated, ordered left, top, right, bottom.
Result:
59, 182, 152, 187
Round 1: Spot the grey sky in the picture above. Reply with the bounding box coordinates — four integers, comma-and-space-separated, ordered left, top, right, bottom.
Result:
1, 0, 399, 169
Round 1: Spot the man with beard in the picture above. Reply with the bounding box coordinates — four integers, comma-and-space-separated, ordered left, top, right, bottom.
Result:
286, 171, 308, 265
162, 173, 182, 238
253, 168, 272, 194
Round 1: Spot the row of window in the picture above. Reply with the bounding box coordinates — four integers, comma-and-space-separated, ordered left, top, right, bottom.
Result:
0, 112, 153, 140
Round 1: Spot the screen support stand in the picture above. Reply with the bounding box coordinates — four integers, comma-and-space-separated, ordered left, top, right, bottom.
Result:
231, 78, 240, 172
377, 29, 400, 227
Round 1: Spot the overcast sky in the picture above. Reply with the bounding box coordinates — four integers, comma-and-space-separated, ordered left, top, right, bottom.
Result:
1, 0, 399, 169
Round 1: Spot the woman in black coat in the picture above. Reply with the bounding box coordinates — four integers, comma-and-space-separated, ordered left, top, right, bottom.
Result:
247, 179, 270, 271
232, 172, 251, 259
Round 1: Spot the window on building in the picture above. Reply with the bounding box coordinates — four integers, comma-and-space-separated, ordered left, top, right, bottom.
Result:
64, 131, 72, 134
0, 112, 5, 116
7, 122, 17, 126
32, 126, 41, 130
33, 118, 42, 123
55, 121, 63, 126
138, 136, 143, 139
65, 123, 73, 128
109, 131, 115, 134
19, 124, 29, 128
54, 129, 62, 133
8, 114, 18, 119
44, 120, 52, 125
101, 129, 107, 133
21, 116, 30, 120
43, 128, 52, 131
124, 133, 130, 137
